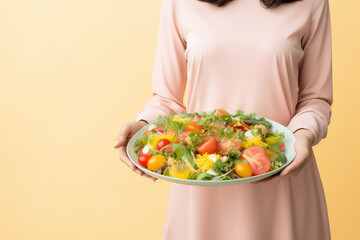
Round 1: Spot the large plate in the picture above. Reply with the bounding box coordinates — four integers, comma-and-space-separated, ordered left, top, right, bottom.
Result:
126, 112, 296, 186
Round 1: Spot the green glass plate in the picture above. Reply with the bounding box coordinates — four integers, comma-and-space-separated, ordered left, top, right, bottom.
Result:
126, 112, 296, 186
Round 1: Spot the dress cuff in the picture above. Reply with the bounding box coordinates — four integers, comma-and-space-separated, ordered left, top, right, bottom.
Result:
286, 112, 325, 146
135, 110, 161, 124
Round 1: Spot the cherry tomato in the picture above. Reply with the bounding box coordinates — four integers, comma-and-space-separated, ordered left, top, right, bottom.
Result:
138, 154, 152, 167
185, 121, 204, 132
264, 149, 278, 159
196, 136, 217, 154
147, 155, 167, 172
157, 138, 171, 150
279, 142, 285, 151
235, 162, 253, 178
215, 109, 230, 116
242, 146, 271, 175
216, 139, 243, 156
176, 130, 191, 146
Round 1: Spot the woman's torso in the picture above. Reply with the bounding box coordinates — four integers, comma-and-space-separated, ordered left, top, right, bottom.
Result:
180, 0, 312, 124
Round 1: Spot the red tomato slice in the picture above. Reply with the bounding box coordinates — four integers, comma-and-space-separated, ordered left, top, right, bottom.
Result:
197, 136, 217, 154
216, 139, 243, 156
177, 130, 191, 146
242, 146, 271, 175
138, 147, 144, 155
215, 109, 231, 117
279, 142, 285, 151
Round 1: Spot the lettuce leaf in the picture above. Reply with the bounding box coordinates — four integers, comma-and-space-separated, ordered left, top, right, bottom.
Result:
213, 175, 232, 181
170, 143, 198, 169
242, 118, 272, 129
197, 173, 213, 181
134, 134, 149, 149
188, 173, 199, 180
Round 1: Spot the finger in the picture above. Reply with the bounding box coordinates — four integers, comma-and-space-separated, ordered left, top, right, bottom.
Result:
134, 168, 144, 176
280, 161, 301, 177
113, 125, 131, 148
118, 147, 154, 178
118, 146, 136, 171
251, 172, 280, 184
280, 167, 300, 178
280, 151, 310, 177
143, 173, 158, 182
118, 145, 158, 181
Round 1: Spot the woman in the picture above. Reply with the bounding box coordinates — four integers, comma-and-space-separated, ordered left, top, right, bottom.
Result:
114, 0, 332, 239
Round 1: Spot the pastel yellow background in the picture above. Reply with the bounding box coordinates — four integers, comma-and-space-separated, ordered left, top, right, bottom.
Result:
0, 0, 359, 239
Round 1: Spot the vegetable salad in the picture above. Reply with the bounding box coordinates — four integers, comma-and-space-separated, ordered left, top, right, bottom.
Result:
134, 109, 287, 181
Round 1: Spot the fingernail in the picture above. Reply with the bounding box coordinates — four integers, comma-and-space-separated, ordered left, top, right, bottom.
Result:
113, 140, 119, 148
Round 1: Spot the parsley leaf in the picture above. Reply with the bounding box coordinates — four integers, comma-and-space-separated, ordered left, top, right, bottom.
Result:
186, 131, 205, 152
212, 159, 236, 174
224, 126, 235, 139
237, 131, 245, 141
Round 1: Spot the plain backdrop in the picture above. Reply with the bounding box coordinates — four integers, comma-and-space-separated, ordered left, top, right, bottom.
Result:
0, 0, 359, 239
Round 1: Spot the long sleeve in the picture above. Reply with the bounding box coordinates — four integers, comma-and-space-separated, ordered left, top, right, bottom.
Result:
136, 0, 187, 123
287, 0, 333, 146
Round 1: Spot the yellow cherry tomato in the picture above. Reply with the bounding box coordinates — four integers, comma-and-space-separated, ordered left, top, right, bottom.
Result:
147, 155, 167, 172
235, 162, 253, 178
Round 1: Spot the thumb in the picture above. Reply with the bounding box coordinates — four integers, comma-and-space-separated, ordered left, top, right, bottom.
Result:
113, 125, 131, 148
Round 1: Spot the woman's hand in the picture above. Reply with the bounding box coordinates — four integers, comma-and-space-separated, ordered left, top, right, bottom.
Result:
251, 128, 315, 184
279, 128, 314, 177
113, 121, 157, 182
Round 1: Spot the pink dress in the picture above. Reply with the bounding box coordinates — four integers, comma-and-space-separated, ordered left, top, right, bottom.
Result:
136, 0, 332, 239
